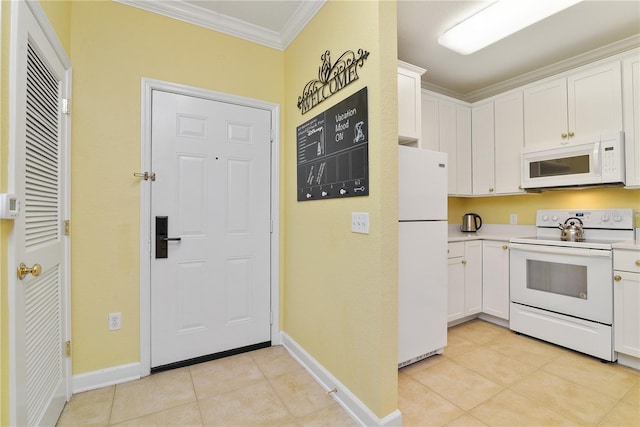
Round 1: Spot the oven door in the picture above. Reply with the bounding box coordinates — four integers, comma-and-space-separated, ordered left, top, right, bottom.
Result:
510, 243, 613, 324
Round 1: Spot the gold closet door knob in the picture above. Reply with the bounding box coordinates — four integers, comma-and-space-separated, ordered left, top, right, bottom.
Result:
17, 263, 41, 280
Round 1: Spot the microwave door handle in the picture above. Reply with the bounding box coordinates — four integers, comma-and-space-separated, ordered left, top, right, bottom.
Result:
593, 142, 601, 174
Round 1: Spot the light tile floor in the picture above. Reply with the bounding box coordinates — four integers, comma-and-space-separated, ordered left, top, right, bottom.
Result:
57, 320, 640, 426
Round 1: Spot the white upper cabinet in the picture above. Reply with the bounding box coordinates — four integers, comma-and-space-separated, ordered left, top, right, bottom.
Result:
494, 92, 525, 194
456, 106, 472, 196
471, 102, 495, 195
622, 52, 640, 188
524, 61, 623, 146
398, 61, 426, 145
524, 77, 567, 146
421, 90, 471, 195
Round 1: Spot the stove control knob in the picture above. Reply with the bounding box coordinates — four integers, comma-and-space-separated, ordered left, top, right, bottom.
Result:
614, 215, 622, 222
542, 215, 549, 221
601, 215, 610, 222
551, 216, 559, 222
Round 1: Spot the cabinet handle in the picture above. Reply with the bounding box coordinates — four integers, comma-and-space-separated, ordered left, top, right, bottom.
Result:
614, 275, 622, 281
489, 187, 494, 192
502, 245, 508, 250
635, 260, 640, 267
561, 133, 568, 139
461, 260, 467, 265
568, 131, 575, 137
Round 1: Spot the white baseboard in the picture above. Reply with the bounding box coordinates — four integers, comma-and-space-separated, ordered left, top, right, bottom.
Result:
72, 362, 141, 393
616, 353, 640, 371
280, 332, 402, 427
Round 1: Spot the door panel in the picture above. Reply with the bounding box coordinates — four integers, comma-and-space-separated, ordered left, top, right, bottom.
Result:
150, 90, 271, 368
11, 3, 70, 425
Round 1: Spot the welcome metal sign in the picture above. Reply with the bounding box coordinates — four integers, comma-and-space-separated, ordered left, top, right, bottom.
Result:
297, 49, 370, 115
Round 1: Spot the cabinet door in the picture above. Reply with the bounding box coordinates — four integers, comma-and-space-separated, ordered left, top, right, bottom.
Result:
439, 100, 457, 194
482, 241, 510, 320
464, 240, 483, 316
614, 271, 640, 358
524, 77, 568, 146
421, 91, 440, 151
568, 61, 622, 140
494, 92, 525, 194
623, 55, 640, 188
456, 105, 473, 196
448, 257, 465, 322
472, 103, 495, 195
398, 67, 422, 144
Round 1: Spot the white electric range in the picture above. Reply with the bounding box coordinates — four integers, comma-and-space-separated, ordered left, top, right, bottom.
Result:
509, 209, 635, 361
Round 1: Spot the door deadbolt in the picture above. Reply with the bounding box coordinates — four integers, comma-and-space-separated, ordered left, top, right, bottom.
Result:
17, 263, 42, 280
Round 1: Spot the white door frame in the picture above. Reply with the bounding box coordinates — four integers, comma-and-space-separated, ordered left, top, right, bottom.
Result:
139, 79, 280, 376
8, 1, 72, 424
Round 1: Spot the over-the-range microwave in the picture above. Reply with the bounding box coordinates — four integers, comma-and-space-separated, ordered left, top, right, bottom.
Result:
521, 131, 625, 190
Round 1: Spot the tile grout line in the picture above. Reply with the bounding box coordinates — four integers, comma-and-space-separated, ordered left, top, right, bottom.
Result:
250, 349, 300, 424
187, 365, 206, 427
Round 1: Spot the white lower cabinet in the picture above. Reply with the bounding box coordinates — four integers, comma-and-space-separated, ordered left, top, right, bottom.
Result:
482, 241, 510, 320
614, 249, 640, 359
447, 241, 482, 322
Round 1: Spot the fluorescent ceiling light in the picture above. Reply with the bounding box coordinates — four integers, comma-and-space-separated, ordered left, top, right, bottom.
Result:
438, 0, 583, 55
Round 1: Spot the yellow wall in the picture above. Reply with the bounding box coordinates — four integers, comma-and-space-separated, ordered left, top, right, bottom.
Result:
449, 188, 640, 225
68, 1, 285, 373
283, 0, 399, 418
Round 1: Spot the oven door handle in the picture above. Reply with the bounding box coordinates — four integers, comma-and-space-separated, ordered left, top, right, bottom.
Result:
509, 242, 611, 258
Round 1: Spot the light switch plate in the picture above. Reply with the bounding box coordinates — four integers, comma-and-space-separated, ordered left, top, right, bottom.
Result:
352, 212, 369, 234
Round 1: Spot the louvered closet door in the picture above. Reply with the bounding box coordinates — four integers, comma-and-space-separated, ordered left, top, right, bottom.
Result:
12, 3, 69, 425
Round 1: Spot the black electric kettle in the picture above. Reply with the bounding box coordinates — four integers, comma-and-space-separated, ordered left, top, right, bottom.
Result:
461, 213, 482, 232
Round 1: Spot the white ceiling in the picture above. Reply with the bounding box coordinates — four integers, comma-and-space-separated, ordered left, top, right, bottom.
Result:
119, 0, 640, 102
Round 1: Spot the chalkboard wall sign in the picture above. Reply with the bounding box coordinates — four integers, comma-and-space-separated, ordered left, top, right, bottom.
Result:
297, 87, 368, 201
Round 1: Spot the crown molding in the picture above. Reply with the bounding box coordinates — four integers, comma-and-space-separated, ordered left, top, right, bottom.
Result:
114, 0, 325, 51
442, 34, 640, 103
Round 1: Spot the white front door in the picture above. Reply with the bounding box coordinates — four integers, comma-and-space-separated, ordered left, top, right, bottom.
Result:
150, 90, 272, 369
10, 2, 71, 426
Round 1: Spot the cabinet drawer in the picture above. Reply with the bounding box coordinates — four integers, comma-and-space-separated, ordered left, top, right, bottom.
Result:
448, 242, 465, 258
614, 250, 640, 273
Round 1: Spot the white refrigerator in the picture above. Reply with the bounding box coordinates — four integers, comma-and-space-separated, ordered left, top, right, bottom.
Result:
398, 145, 448, 367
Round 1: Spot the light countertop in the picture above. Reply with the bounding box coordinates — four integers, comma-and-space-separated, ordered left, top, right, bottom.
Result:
612, 241, 640, 251
448, 224, 536, 243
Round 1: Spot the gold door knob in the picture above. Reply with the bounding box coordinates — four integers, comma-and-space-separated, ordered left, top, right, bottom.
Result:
17, 263, 41, 280
614, 275, 622, 282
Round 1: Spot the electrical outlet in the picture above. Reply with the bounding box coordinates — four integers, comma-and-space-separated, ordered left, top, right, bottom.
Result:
109, 312, 121, 331
351, 212, 369, 234
510, 213, 518, 225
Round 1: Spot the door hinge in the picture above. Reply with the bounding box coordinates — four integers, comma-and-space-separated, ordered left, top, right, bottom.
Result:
65, 341, 71, 358
64, 220, 70, 236
270, 311, 273, 325
62, 98, 71, 115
